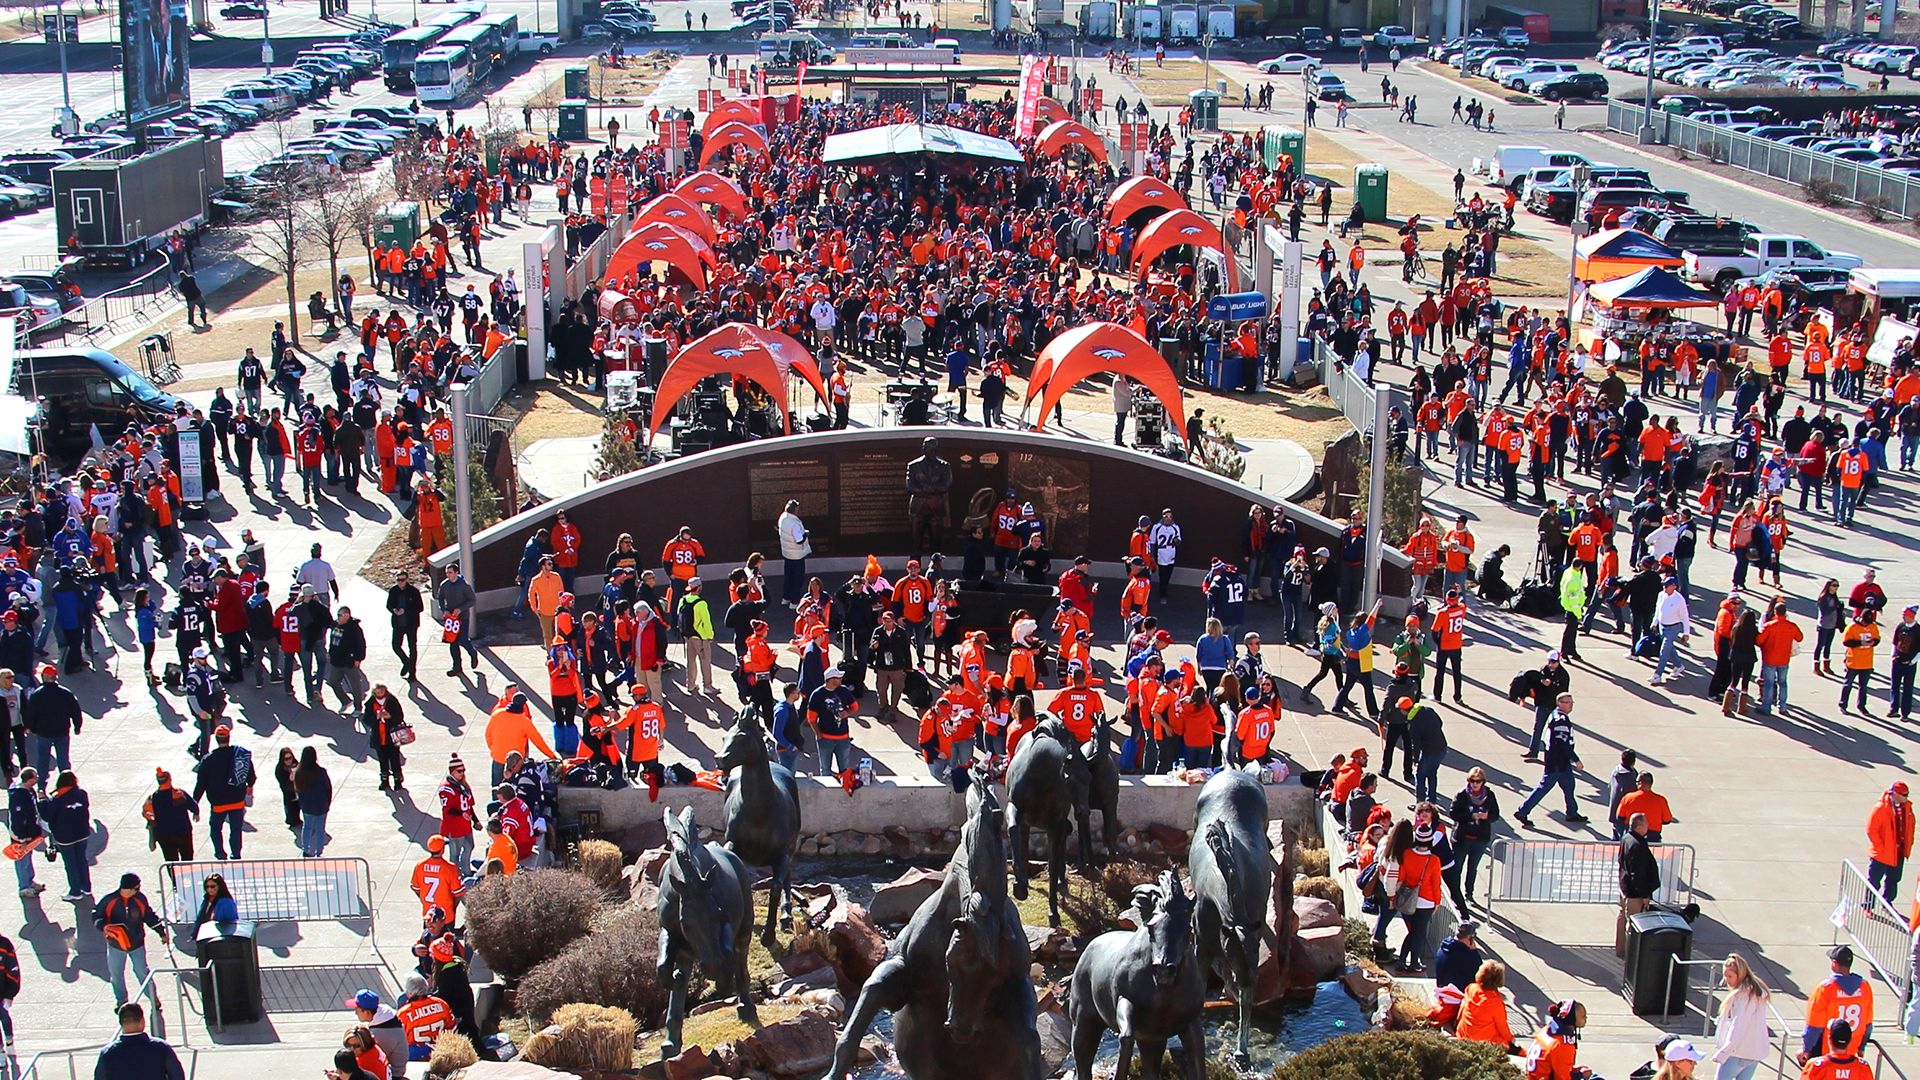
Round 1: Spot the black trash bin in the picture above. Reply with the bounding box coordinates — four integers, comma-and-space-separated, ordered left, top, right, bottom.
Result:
1623, 909, 1692, 1016
196, 920, 263, 1024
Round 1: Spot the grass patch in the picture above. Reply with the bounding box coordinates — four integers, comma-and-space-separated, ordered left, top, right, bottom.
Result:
637, 999, 811, 1059
1343, 916, 1375, 958
1296, 834, 1330, 878
1296, 875, 1345, 913
1126, 59, 1245, 107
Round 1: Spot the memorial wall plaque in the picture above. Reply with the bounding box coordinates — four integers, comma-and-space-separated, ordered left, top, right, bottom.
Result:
837, 449, 914, 537
748, 456, 831, 547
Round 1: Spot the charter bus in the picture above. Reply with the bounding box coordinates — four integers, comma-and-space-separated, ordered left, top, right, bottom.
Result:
383, 26, 448, 88
475, 12, 520, 63
414, 45, 474, 104
439, 23, 499, 81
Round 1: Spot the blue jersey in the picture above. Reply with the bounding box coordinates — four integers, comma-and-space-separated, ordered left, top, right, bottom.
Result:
1207, 571, 1248, 625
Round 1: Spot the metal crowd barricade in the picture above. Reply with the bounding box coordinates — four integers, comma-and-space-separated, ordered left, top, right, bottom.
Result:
1665, 955, 1795, 1078
1832, 858, 1914, 1006
1487, 838, 1696, 916
158, 857, 395, 993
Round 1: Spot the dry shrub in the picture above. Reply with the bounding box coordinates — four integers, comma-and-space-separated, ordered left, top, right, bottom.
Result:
520, 1002, 637, 1072
1270, 1029, 1523, 1080
427, 1031, 479, 1076
518, 907, 671, 1028
1803, 176, 1845, 206
1295, 835, 1330, 878
1095, 858, 1162, 908
576, 839, 625, 892
465, 869, 601, 980
1295, 875, 1345, 913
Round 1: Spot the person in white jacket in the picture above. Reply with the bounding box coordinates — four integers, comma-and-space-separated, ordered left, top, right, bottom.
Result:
776, 500, 810, 609
1710, 953, 1775, 1080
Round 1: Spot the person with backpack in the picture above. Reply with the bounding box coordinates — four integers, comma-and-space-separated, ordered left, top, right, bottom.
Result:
93, 873, 167, 1008
677, 579, 715, 695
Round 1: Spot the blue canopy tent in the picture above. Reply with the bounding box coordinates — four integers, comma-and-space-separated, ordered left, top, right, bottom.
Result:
1587, 265, 1719, 309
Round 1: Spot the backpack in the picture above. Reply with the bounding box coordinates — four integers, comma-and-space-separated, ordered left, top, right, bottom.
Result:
229, 745, 255, 790
676, 597, 696, 638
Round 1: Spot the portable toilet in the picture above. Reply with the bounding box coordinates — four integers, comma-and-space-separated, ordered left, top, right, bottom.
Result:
1354, 163, 1389, 222
558, 101, 590, 141
1188, 88, 1219, 132
1263, 126, 1305, 173
373, 201, 420, 250
564, 65, 591, 99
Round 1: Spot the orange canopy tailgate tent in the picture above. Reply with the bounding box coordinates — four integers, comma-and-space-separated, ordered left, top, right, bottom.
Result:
1034, 119, 1107, 162
632, 193, 720, 244
700, 121, 770, 165
672, 170, 751, 220
1131, 208, 1236, 291
1572, 228, 1685, 283
701, 99, 764, 137
1027, 322, 1187, 442
648, 324, 829, 440
1031, 97, 1069, 124
602, 222, 720, 290
1105, 176, 1188, 227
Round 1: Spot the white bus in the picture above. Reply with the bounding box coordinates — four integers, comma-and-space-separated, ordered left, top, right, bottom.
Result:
414, 45, 474, 104
439, 24, 497, 81
477, 12, 520, 62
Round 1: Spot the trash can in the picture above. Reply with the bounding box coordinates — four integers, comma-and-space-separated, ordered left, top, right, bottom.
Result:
1623, 909, 1692, 1016
564, 65, 591, 99
1353, 163, 1389, 223
1188, 89, 1219, 132
1263, 126, 1305, 173
558, 101, 590, 141
196, 920, 263, 1025
373, 201, 420, 251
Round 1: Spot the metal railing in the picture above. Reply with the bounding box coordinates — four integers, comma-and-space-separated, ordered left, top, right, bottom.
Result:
157, 856, 396, 986
1832, 858, 1913, 1005
30, 259, 183, 349
1608, 99, 1920, 222
1867, 1038, 1913, 1080
1664, 955, 1796, 1078
1486, 838, 1697, 914
565, 210, 631, 300
11, 963, 218, 1080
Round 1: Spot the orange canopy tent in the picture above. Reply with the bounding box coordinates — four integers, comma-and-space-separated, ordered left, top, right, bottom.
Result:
632, 193, 720, 244
1026, 322, 1187, 442
602, 222, 720, 290
1105, 176, 1188, 228
1034, 119, 1108, 163
1131, 208, 1236, 291
1571, 228, 1686, 283
701, 98, 765, 137
1031, 97, 1069, 124
700, 121, 770, 165
672, 170, 750, 220
647, 323, 829, 440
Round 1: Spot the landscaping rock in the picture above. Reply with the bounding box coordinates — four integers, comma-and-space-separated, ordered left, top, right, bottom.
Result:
1024, 923, 1069, 962
1250, 841, 1298, 1005
1341, 966, 1392, 1004
1294, 924, 1347, 982
826, 904, 888, 993
798, 837, 820, 857
1145, 823, 1189, 850
857, 1037, 889, 1065
870, 866, 945, 924
797, 988, 846, 1019
1036, 1008, 1073, 1074
779, 943, 835, 980
737, 1006, 838, 1078
1293, 896, 1343, 932
662, 1046, 713, 1080
690, 999, 733, 1017
770, 965, 837, 998
711, 1044, 747, 1078
858, 833, 886, 856
882, 825, 914, 858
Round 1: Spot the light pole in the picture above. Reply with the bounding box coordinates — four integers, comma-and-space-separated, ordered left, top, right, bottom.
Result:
1567, 162, 1590, 312
1201, 30, 1215, 95
1640, 0, 1661, 143
261, 3, 274, 73
54, 0, 76, 136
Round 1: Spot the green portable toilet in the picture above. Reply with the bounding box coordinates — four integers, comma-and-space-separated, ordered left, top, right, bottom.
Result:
374, 201, 420, 251
1354, 163, 1389, 222
558, 101, 589, 141
564, 66, 591, 99
1188, 89, 1219, 132
1263, 126, 1305, 173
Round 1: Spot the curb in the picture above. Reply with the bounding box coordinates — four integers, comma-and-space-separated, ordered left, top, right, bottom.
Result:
1406, 59, 1547, 107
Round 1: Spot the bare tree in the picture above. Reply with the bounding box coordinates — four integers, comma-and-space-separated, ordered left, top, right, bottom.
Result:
237, 120, 309, 339
296, 169, 380, 316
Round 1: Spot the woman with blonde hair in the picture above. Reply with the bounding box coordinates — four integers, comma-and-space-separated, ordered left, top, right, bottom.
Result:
1454, 960, 1516, 1053
1708, 953, 1773, 1080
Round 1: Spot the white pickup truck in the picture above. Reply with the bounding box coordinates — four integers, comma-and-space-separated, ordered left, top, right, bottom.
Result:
1681, 232, 1864, 292
515, 29, 563, 55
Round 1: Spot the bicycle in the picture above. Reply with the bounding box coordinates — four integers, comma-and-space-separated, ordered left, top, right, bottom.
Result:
1403, 247, 1430, 284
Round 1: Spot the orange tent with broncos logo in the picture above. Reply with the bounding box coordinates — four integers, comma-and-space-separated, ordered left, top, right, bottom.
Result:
672, 170, 750, 220
602, 222, 721, 290
701, 98, 765, 137
647, 324, 829, 440
1131, 208, 1236, 291
700, 121, 770, 165
1034, 119, 1108, 163
631, 193, 720, 245
1105, 175, 1188, 228
1026, 322, 1187, 442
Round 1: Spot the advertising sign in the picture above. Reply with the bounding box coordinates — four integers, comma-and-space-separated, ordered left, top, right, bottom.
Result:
122, 0, 191, 125
41, 14, 78, 42
1014, 55, 1044, 139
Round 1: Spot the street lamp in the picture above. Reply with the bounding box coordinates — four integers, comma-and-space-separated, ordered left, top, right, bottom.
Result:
1201, 30, 1215, 95
1640, 0, 1661, 143
261, 3, 274, 73
53, 0, 76, 136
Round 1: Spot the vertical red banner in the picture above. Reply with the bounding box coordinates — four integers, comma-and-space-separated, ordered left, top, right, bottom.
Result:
1015, 55, 1044, 139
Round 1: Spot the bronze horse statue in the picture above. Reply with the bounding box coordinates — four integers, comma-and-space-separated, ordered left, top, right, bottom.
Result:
656, 805, 757, 1060
1188, 767, 1272, 1067
824, 783, 1040, 1080
715, 706, 802, 945
1069, 869, 1207, 1080
1006, 717, 1090, 928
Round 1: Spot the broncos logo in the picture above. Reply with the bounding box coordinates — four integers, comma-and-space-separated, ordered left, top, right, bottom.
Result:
713, 347, 748, 359
645, 241, 670, 251
1091, 347, 1127, 360
1179, 226, 1206, 236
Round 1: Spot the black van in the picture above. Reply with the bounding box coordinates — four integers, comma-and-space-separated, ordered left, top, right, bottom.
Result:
12, 347, 184, 460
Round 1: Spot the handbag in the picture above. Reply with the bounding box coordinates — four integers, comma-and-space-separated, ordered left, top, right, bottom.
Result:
393, 725, 416, 746
1392, 884, 1419, 916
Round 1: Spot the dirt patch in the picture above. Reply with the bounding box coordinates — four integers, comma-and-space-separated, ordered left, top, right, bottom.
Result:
1125, 59, 1245, 107
527, 53, 673, 110
513, 381, 608, 452
361, 511, 427, 588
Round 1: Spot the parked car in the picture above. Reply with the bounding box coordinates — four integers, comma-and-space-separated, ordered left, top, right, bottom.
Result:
1497, 25, 1532, 46
1531, 72, 1610, 100
1309, 71, 1347, 99
1334, 27, 1364, 48
1504, 60, 1579, 89
1681, 232, 1864, 291
220, 2, 266, 17
1372, 24, 1417, 48
1299, 25, 1329, 51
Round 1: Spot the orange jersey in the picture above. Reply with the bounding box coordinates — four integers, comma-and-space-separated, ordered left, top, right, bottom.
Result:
895, 576, 933, 622
661, 537, 705, 579
1806, 977, 1874, 1057
410, 855, 467, 915
1047, 686, 1105, 742
1802, 1057, 1873, 1080
1120, 577, 1152, 619
1433, 603, 1468, 650
1235, 705, 1276, 759
617, 701, 666, 762
398, 996, 455, 1047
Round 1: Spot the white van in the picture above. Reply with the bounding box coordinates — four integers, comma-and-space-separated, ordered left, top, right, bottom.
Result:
1491, 145, 1589, 191
849, 31, 912, 47
757, 30, 833, 62
1508, 60, 1579, 89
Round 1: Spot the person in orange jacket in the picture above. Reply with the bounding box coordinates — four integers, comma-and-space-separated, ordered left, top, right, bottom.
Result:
415, 480, 449, 561
410, 834, 467, 917
1454, 961, 1517, 1052
1524, 999, 1587, 1080
484, 693, 555, 788
1867, 782, 1915, 903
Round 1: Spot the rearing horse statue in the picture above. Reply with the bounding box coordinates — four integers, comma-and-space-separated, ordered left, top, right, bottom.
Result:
716, 706, 802, 945
823, 783, 1040, 1080
656, 804, 757, 1061
1188, 766, 1272, 1067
